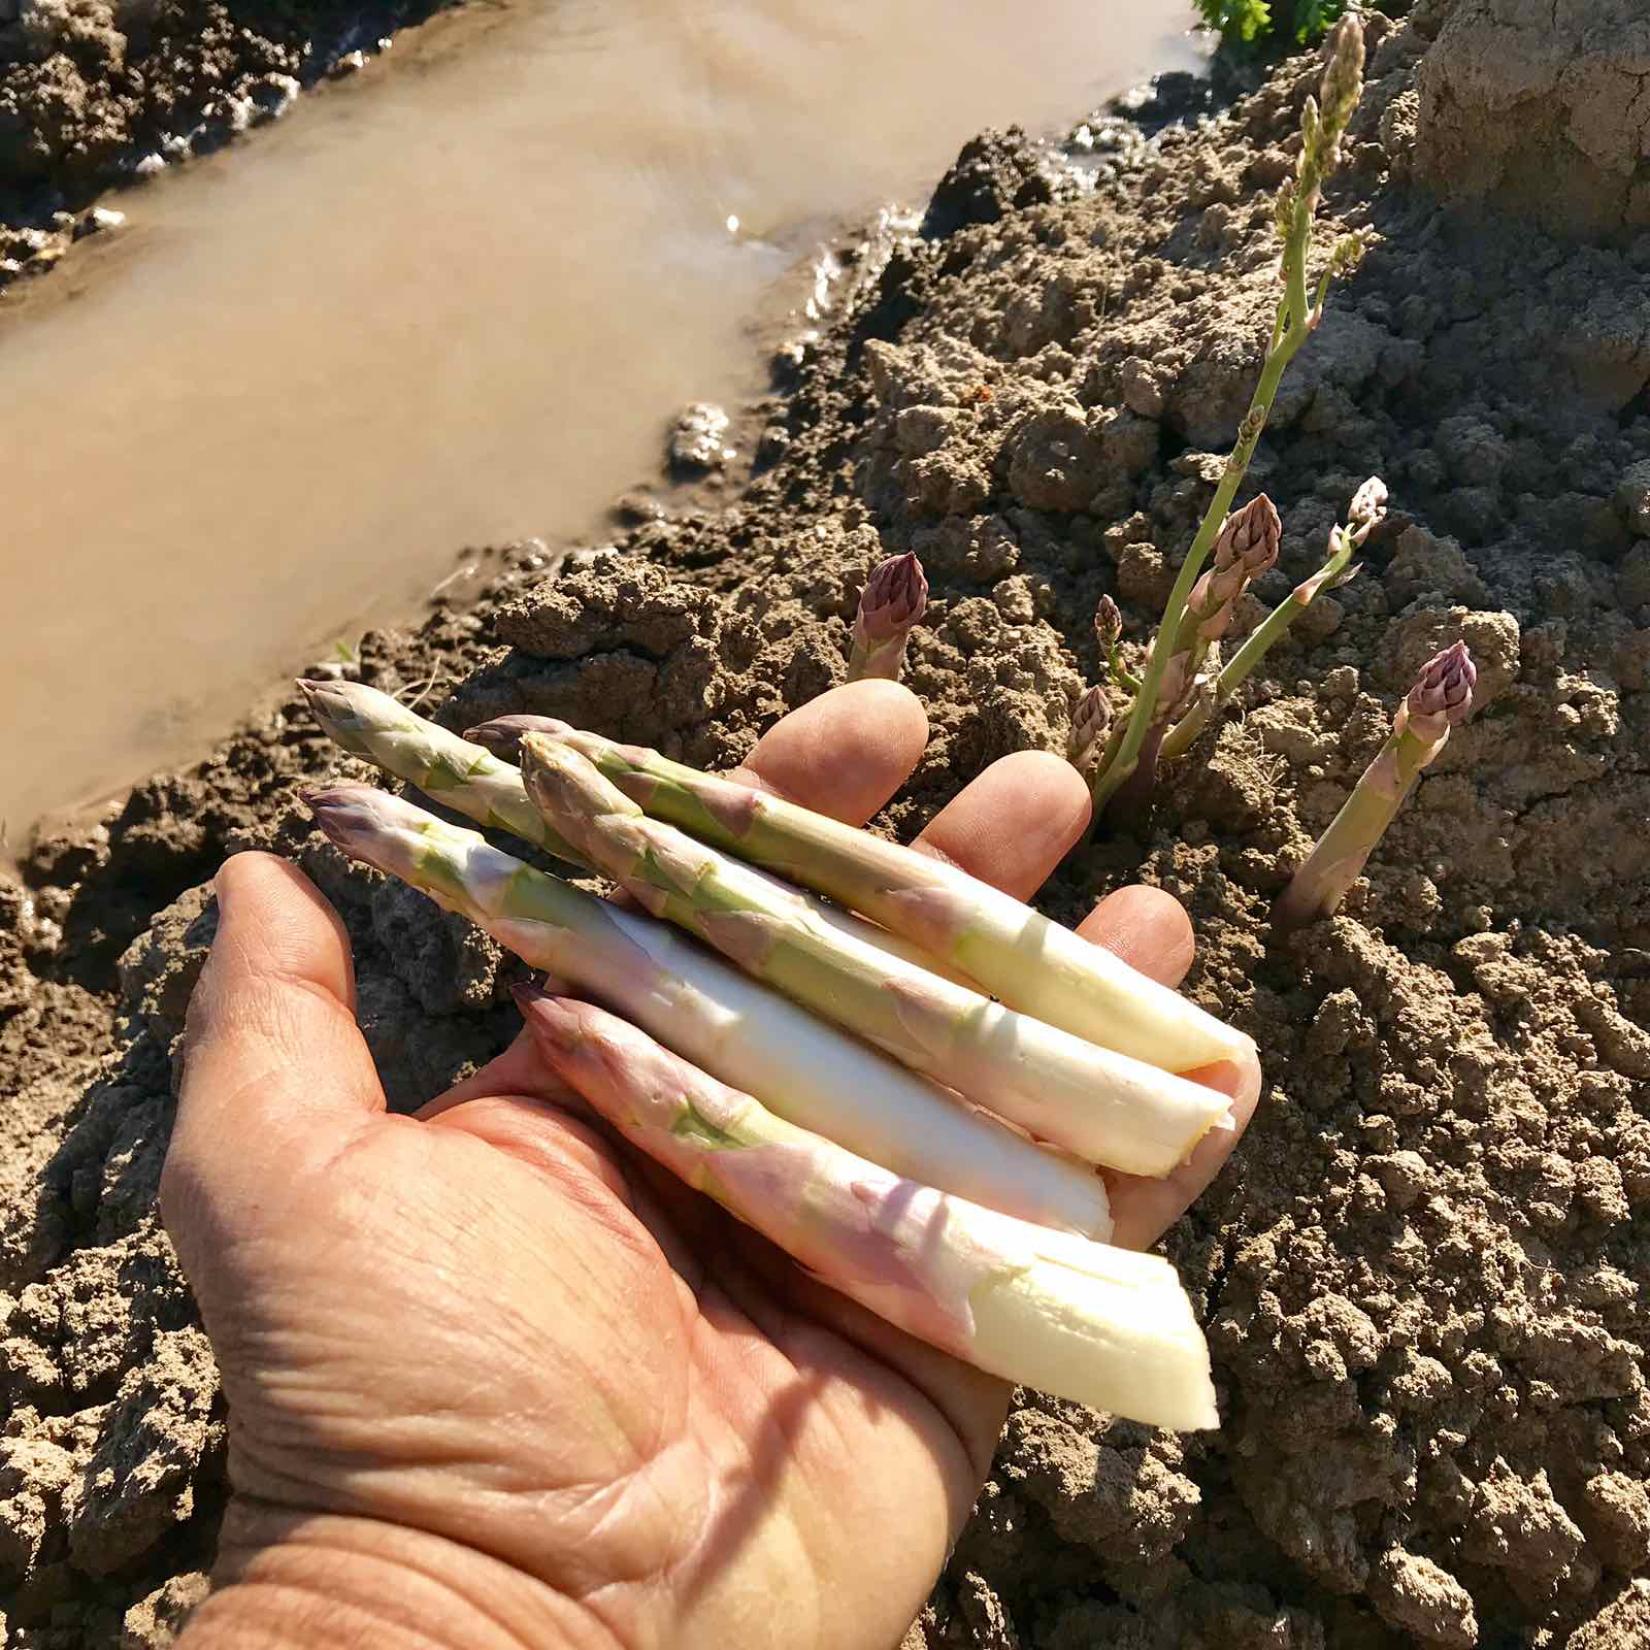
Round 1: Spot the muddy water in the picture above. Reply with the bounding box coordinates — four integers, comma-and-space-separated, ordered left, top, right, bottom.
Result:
2, 0, 1197, 841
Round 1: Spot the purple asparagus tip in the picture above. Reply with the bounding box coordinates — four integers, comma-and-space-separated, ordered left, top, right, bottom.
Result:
1217, 494, 1283, 578
1095, 594, 1123, 651
464, 713, 575, 759
304, 783, 396, 859
1067, 684, 1112, 767
1408, 640, 1476, 729
857, 552, 929, 642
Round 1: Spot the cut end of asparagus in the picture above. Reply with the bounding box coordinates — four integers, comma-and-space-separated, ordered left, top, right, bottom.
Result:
519, 988, 1211, 1429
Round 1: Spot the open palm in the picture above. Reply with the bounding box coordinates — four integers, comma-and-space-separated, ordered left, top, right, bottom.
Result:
162, 682, 1259, 1650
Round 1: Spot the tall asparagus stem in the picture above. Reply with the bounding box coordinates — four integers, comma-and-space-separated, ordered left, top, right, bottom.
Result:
1160, 476, 1386, 761
1273, 641, 1477, 929
847, 552, 929, 682
306, 784, 1113, 1235
517, 735, 1232, 1177
1090, 13, 1366, 817
468, 713, 1253, 1073
518, 989, 1220, 1431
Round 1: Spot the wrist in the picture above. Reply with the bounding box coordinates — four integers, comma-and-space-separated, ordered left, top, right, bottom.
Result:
177, 1499, 612, 1650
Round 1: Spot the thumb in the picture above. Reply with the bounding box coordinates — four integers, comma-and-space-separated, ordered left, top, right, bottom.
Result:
163, 852, 385, 1232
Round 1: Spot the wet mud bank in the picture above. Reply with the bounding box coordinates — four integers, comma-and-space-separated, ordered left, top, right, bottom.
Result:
5, 1, 1650, 1646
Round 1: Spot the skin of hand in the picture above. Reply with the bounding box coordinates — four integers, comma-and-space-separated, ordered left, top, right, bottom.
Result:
162, 680, 1261, 1650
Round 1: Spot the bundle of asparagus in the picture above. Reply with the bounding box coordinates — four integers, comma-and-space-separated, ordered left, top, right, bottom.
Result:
301, 681, 1253, 1429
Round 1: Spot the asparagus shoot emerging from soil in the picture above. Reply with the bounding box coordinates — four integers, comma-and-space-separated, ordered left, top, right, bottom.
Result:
1067, 684, 1114, 772
1161, 476, 1385, 761
1112, 496, 1282, 811
516, 733, 1233, 1176
847, 552, 929, 682
306, 783, 1113, 1235
1273, 640, 1477, 929
468, 714, 1253, 1075
1090, 13, 1366, 816
518, 988, 1219, 1431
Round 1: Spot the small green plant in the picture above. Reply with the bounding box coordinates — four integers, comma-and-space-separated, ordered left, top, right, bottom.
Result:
1085, 14, 1368, 819
1195, 0, 1349, 46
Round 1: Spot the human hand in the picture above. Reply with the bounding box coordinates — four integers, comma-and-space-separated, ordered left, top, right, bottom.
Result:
162, 681, 1260, 1650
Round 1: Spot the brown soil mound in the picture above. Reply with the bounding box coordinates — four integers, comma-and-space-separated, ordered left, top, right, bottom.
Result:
6, 6, 1650, 1646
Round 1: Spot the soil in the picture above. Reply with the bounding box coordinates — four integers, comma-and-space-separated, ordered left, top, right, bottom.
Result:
5, 2, 1650, 1646
0, 0, 447, 283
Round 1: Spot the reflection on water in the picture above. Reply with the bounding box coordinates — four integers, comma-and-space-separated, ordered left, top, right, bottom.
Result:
1, 0, 1197, 839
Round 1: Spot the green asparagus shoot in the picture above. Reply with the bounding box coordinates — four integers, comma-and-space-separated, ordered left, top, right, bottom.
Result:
1273, 640, 1476, 929
847, 552, 928, 682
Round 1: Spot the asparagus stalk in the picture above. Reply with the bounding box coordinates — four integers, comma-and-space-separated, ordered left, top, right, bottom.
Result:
1160, 477, 1384, 762
518, 988, 1219, 1431
469, 714, 1252, 1075
1090, 14, 1366, 816
1273, 641, 1477, 929
847, 552, 929, 682
306, 785, 1112, 1235
300, 678, 981, 988
517, 736, 1232, 1177
297, 679, 579, 865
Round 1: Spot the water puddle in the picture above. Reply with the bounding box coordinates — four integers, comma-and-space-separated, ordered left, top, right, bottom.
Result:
2, 0, 1197, 841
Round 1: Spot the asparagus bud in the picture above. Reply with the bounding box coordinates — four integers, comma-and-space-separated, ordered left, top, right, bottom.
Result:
1347, 475, 1388, 536
847, 552, 929, 682
1095, 594, 1123, 653
1156, 494, 1282, 724
306, 784, 1113, 1235
1160, 478, 1384, 764
519, 989, 1219, 1431
1404, 638, 1477, 742
1274, 642, 1477, 929
1067, 684, 1113, 772
517, 735, 1232, 1178
1188, 494, 1283, 646
1319, 13, 1367, 153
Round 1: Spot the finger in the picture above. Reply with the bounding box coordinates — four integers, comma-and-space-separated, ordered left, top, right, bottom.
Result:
728, 679, 927, 822
170, 853, 384, 1181
1103, 1048, 1263, 1250
1076, 885, 1196, 989
415, 1027, 573, 1120
912, 750, 1090, 899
